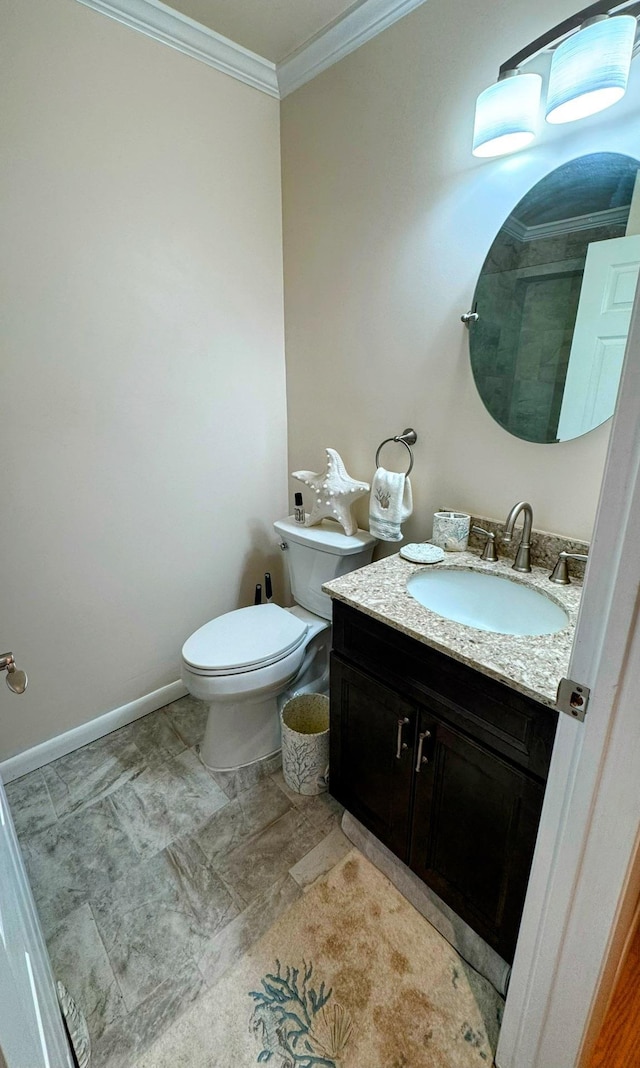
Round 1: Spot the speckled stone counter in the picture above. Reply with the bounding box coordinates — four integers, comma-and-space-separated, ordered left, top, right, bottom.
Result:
324, 551, 582, 708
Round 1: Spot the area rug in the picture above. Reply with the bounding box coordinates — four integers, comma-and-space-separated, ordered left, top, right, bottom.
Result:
135, 850, 503, 1067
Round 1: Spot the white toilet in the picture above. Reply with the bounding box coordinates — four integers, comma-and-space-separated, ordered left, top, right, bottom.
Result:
181, 516, 376, 772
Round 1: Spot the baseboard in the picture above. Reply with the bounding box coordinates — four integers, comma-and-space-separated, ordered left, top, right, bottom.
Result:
0, 680, 188, 784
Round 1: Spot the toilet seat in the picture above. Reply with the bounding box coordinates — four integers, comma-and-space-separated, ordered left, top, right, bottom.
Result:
181, 603, 309, 677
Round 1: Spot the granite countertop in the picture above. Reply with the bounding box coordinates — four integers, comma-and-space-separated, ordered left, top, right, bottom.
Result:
324, 551, 582, 708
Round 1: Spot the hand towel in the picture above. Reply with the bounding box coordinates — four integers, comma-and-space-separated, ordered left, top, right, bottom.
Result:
369, 467, 413, 542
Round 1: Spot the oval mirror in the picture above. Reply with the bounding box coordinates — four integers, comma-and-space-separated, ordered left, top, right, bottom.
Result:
469, 152, 640, 444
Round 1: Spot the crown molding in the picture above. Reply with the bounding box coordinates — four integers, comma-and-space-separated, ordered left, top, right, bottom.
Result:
76, 0, 429, 99
503, 206, 630, 243
277, 0, 429, 97
75, 0, 279, 97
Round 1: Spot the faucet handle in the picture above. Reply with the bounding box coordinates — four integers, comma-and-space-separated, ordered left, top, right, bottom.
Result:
549, 551, 588, 585
471, 525, 498, 562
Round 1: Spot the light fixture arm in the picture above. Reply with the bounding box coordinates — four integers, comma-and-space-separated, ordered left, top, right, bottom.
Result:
498, 0, 640, 75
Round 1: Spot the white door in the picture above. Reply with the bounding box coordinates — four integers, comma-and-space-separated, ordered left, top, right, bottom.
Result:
0, 782, 73, 1068
497, 258, 640, 1066
557, 233, 640, 440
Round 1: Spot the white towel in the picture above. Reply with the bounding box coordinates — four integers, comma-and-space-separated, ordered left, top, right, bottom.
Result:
369, 467, 413, 542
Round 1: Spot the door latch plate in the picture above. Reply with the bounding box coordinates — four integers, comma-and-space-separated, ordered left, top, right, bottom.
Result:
556, 677, 590, 722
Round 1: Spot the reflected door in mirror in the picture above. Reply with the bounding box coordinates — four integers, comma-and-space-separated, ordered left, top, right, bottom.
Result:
557, 234, 640, 440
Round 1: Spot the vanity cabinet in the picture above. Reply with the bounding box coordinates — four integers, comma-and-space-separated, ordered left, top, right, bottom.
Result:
329, 601, 558, 963
327, 660, 415, 858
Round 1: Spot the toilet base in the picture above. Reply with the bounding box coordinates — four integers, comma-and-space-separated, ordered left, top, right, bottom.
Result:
200, 693, 282, 771
199, 745, 281, 775
200, 748, 283, 800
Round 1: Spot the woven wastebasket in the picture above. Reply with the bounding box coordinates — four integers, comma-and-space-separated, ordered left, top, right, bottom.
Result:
281, 693, 330, 795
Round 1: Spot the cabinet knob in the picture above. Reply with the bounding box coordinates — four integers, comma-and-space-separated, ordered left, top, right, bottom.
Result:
415, 729, 432, 772
396, 716, 410, 759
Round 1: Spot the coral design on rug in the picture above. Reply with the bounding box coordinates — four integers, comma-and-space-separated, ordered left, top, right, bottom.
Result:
249, 959, 353, 1066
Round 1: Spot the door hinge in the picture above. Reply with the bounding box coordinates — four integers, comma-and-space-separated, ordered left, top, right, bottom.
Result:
556, 677, 590, 722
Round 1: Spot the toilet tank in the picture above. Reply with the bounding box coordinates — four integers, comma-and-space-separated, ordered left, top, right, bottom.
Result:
274, 517, 376, 620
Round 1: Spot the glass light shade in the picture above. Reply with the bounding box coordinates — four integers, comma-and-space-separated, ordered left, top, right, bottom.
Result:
546, 15, 636, 124
472, 73, 542, 158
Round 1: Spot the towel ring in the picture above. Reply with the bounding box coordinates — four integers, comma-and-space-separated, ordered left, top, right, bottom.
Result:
375, 428, 417, 477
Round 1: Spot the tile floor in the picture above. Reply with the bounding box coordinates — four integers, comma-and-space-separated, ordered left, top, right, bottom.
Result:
6, 697, 350, 1068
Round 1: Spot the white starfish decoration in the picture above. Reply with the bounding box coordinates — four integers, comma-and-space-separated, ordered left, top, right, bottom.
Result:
292, 448, 370, 537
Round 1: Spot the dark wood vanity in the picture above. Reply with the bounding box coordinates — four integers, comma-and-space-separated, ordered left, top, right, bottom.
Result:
329, 600, 558, 963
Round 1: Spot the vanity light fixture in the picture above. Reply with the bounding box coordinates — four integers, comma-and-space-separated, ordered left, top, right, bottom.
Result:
472, 71, 542, 157
546, 13, 636, 122
472, 0, 639, 157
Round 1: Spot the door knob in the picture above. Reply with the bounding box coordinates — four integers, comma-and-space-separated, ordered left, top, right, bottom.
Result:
6, 667, 27, 694
1, 653, 28, 694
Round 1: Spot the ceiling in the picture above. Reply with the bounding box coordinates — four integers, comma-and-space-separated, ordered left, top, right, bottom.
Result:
159, 0, 366, 64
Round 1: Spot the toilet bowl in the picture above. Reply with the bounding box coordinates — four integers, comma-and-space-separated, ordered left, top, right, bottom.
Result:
181, 516, 376, 772
182, 604, 330, 771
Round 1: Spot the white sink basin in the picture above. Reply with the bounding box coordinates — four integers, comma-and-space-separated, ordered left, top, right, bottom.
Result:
406, 568, 569, 636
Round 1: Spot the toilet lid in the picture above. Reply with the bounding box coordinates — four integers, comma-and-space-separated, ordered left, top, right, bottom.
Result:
182, 603, 309, 673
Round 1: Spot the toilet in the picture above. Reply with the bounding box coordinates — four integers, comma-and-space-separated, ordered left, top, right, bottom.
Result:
181, 516, 376, 772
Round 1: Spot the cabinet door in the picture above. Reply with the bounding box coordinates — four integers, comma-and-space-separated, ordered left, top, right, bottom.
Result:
330, 655, 416, 861
409, 711, 545, 962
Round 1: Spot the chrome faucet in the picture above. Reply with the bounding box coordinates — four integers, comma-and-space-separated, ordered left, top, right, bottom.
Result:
503, 501, 533, 572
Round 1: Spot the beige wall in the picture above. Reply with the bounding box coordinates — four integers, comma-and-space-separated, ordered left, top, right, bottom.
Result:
281, 0, 640, 548
0, 0, 287, 759
4, 0, 640, 761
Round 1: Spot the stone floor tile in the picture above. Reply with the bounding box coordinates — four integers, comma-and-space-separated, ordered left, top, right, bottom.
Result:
198, 874, 302, 988
89, 959, 204, 1068
194, 777, 292, 865
313, 809, 345, 839
5, 768, 58, 839
163, 695, 208, 749
215, 807, 327, 906
16, 703, 354, 1068
22, 796, 141, 935
166, 836, 242, 934
47, 902, 126, 1042
91, 839, 236, 1012
91, 850, 200, 1012
114, 710, 186, 769
41, 732, 146, 818
289, 825, 353, 891
271, 768, 344, 827
109, 748, 229, 858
